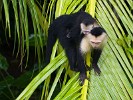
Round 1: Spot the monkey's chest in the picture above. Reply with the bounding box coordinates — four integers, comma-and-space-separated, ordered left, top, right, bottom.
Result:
80, 36, 91, 54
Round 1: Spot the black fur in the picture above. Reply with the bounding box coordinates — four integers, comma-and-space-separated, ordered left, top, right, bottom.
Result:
91, 49, 102, 74
46, 11, 105, 85
91, 27, 106, 37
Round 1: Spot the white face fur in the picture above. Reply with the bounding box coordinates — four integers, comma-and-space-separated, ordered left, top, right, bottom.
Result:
87, 32, 107, 48
80, 23, 107, 54
80, 22, 99, 34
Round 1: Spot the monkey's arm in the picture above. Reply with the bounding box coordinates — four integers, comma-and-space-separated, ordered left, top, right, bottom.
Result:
76, 49, 87, 84
91, 49, 102, 74
65, 48, 77, 71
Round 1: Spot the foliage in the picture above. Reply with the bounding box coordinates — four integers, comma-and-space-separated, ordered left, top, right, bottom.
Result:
0, 0, 133, 100
0, 54, 9, 70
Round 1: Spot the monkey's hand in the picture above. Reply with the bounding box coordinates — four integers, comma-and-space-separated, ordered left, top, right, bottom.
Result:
79, 72, 87, 85
92, 63, 101, 75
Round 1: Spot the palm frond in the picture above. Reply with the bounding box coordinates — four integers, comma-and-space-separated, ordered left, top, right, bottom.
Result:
87, 0, 133, 99
13, 0, 133, 99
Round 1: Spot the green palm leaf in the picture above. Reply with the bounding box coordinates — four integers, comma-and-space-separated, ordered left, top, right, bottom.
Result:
2, 0, 132, 99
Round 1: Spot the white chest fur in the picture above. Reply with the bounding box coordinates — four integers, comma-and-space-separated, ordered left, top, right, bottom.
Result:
80, 35, 92, 54
80, 33, 107, 54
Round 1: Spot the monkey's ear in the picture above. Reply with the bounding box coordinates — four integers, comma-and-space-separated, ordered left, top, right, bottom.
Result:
80, 23, 92, 32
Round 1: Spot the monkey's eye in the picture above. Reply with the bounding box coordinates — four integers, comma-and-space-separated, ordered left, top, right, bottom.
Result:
66, 33, 71, 38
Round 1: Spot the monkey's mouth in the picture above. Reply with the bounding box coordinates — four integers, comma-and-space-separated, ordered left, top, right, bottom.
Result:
90, 41, 101, 48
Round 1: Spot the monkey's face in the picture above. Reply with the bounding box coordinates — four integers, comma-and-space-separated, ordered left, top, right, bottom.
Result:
80, 22, 99, 34
80, 23, 107, 49
87, 32, 107, 49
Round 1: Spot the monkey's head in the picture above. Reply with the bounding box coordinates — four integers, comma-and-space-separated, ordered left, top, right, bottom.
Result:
80, 22, 107, 49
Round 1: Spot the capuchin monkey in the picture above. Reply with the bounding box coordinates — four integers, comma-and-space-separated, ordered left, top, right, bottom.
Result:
46, 11, 107, 85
